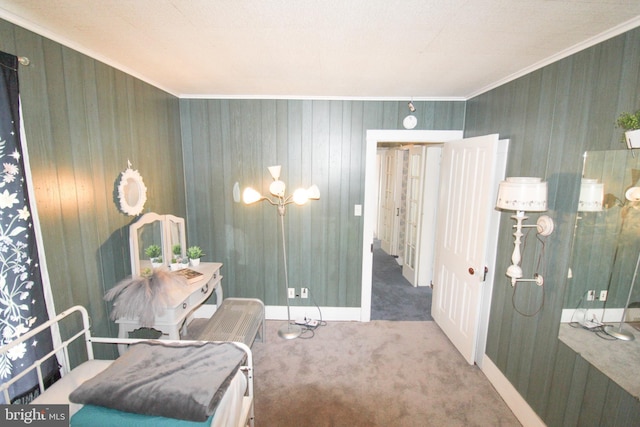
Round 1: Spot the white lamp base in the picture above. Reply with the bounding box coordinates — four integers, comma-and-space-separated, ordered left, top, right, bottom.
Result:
278, 323, 302, 340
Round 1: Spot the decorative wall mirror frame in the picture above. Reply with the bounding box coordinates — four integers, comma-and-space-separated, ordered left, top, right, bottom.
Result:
129, 212, 186, 276
117, 165, 147, 216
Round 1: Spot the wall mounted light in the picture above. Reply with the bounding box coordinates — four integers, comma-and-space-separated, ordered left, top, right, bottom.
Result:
242, 165, 319, 339
496, 177, 554, 286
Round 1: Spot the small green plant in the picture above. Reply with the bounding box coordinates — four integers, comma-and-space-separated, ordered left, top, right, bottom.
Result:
616, 110, 640, 143
172, 244, 182, 256
616, 110, 640, 131
144, 244, 161, 259
187, 246, 205, 259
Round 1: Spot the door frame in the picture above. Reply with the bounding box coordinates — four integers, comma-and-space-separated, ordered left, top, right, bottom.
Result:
361, 129, 463, 322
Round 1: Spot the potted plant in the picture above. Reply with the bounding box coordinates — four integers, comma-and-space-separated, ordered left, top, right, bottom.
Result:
616, 110, 640, 149
187, 246, 205, 266
170, 244, 184, 271
144, 244, 163, 268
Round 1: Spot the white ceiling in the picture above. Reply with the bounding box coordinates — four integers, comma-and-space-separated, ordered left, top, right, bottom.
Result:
1, 1, 639, 99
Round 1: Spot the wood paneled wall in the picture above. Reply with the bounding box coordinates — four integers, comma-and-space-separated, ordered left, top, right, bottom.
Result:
0, 19, 185, 347
179, 99, 465, 306
465, 28, 640, 425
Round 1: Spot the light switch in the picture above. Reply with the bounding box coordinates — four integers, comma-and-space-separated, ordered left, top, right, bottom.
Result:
354, 204, 362, 216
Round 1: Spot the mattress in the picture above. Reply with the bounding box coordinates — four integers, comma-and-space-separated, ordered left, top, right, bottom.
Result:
32, 359, 247, 426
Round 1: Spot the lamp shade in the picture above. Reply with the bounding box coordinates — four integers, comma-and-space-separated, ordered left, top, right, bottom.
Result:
496, 177, 548, 212
579, 179, 603, 212
307, 184, 320, 200
242, 187, 262, 204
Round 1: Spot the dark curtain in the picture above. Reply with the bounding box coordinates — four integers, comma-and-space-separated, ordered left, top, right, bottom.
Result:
0, 51, 57, 404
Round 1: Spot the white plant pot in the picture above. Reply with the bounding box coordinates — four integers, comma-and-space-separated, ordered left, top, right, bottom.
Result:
190, 258, 200, 267
170, 263, 181, 271
625, 129, 640, 149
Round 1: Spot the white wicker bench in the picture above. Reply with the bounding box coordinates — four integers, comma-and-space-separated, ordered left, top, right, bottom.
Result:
196, 298, 265, 347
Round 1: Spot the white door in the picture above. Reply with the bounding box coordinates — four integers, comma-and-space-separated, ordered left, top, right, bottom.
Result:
379, 149, 403, 256
432, 134, 503, 365
403, 146, 424, 284
402, 146, 442, 286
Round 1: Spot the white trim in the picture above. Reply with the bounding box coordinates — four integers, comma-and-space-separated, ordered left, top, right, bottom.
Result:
0, 9, 176, 97
180, 94, 465, 101
560, 307, 637, 324
481, 356, 546, 427
265, 306, 361, 321
193, 304, 361, 322
468, 16, 640, 99
2, 7, 637, 101
361, 130, 463, 322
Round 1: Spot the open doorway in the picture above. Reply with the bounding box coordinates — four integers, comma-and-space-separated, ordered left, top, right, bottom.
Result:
371, 143, 434, 321
360, 130, 464, 322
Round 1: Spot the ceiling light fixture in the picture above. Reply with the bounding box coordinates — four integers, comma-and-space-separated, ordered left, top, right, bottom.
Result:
403, 100, 417, 129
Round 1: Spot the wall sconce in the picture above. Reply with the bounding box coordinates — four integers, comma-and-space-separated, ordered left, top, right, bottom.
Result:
578, 178, 604, 212
242, 165, 319, 340
496, 177, 554, 286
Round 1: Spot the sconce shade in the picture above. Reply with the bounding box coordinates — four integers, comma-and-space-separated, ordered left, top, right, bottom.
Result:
496, 177, 548, 212
579, 179, 604, 212
242, 187, 262, 204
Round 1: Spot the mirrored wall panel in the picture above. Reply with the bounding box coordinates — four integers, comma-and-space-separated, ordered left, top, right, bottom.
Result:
565, 150, 640, 311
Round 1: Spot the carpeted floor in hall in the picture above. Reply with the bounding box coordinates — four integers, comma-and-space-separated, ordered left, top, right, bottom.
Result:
371, 240, 433, 321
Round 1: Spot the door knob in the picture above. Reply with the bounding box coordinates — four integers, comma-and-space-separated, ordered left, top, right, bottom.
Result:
468, 267, 475, 275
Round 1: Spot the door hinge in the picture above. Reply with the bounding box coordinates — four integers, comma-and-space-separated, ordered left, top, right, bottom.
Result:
482, 266, 488, 282
430, 281, 434, 289
371, 243, 374, 253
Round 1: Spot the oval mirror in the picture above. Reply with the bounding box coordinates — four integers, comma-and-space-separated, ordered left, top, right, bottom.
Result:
117, 167, 147, 216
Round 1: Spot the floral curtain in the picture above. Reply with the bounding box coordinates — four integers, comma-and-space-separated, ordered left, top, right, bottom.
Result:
0, 51, 56, 403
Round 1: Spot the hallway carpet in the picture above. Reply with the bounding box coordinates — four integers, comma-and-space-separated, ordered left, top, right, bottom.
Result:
371, 241, 433, 321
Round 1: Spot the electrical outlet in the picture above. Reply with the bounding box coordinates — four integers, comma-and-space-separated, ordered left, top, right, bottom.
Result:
599, 290, 608, 301
301, 288, 309, 298
288, 288, 295, 298
587, 290, 595, 301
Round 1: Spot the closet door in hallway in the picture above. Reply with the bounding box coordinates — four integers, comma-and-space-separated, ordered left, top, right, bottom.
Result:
402, 145, 441, 287
378, 149, 404, 257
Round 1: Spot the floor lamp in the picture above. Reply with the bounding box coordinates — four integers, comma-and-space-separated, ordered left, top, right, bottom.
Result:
242, 166, 320, 339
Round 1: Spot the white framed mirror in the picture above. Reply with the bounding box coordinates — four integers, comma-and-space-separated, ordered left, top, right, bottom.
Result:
117, 166, 147, 216
129, 212, 186, 276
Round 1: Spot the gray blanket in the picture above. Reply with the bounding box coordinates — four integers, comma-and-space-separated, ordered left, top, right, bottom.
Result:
69, 341, 245, 422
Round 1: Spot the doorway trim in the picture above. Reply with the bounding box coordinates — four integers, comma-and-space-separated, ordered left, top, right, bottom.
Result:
360, 129, 463, 321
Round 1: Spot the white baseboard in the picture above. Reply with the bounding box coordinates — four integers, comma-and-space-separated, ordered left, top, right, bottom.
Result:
481, 356, 546, 427
193, 304, 362, 322
560, 308, 639, 324
266, 306, 361, 321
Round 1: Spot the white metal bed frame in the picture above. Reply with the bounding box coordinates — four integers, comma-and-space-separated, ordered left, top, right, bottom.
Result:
0, 305, 254, 426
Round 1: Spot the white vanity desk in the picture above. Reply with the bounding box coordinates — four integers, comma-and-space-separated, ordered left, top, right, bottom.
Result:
116, 262, 223, 341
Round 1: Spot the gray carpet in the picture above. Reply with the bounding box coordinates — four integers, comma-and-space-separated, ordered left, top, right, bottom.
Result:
371, 241, 433, 321
250, 320, 521, 427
